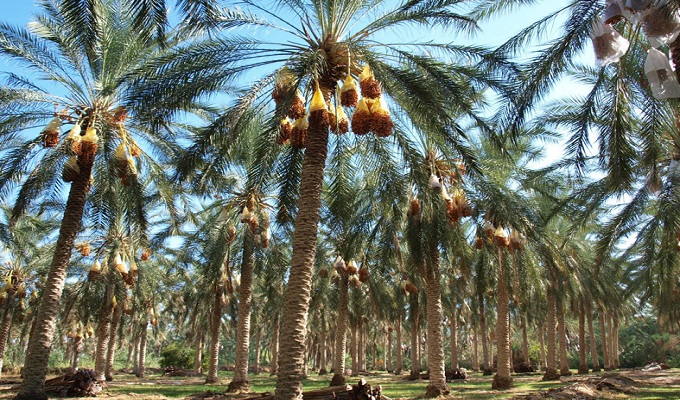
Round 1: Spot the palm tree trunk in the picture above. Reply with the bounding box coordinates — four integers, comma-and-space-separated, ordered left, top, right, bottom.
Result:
488, 329, 494, 372
64, 336, 73, 371
450, 314, 458, 369
318, 318, 327, 375
385, 324, 391, 373
94, 280, 114, 381
557, 300, 571, 376
577, 303, 588, 374
137, 320, 148, 378
492, 248, 513, 389
105, 298, 123, 381
409, 292, 421, 380
542, 287, 559, 380
350, 321, 358, 376
587, 303, 600, 372
254, 326, 262, 375
15, 151, 95, 400
521, 315, 530, 367
538, 324, 546, 371
395, 311, 403, 374
472, 325, 479, 371
194, 334, 203, 374
313, 334, 319, 371
302, 331, 309, 379
479, 292, 491, 375
271, 315, 279, 375
229, 231, 255, 392
206, 283, 223, 383
132, 331, 139, 375
612, 314, 620, 368
126, 333, 135, 371
274, 99, 330, 400
330, 275, 349, 385
358, 319, 365, 373
0, 298, 15, 379
424, 248, 448, 397
599, 310, 611, 370
72, 336, 83, 371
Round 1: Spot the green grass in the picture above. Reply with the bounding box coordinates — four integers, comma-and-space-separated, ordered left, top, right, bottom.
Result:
629, 386, 680, 399
102, 370, 680, 400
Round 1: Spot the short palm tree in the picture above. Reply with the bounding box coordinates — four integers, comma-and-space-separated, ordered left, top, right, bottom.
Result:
0, 2, 192, 397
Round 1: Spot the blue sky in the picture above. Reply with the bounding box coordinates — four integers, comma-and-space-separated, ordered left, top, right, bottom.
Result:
0, 1, 586, 168
0, 1, 569, 47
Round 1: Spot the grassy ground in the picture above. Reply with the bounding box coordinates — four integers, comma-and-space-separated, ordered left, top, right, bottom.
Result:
96, 369, 680, 399
1, 369, 678, 399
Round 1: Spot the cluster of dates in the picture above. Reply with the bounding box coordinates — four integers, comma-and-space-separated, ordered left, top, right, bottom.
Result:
273, 64, 393, 149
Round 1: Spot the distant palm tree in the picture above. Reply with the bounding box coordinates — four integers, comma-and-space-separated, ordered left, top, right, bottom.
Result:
0, 208, 57, 379
497, 0, 680, 332
0, 2, 193, 396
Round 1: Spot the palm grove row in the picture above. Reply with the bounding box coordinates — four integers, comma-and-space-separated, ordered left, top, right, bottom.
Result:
0, 0, 679, 399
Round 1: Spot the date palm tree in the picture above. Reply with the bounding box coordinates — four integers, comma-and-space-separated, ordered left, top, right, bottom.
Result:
131, 1, 512, 397
0, 2, 192, 397
496, 1, 680, 332
0, 207, 57, 379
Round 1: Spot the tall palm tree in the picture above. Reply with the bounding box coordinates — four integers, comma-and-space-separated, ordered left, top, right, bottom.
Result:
133, 1, 512, 397
0, 2, 192, 396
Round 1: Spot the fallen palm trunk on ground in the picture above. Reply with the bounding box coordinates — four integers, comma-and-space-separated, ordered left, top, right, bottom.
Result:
186, 379, 389, 400
44, 368, 103, 397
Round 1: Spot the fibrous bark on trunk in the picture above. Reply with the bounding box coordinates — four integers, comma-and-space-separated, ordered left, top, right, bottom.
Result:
542, 287, 559, 381
385, 324, 391, 374
206, 283, 223, 383
450, 313, 458, 370
318, 320, 327, 375
0, 297, 16, 379
424, 248, 448, 397
274, 87, 331, 400
229, 230, 256, 392
194, 334, 203, 374
613, 314, 620, 369
15, 149, 95, 400
395, 312, 403, 375
521, 315, 530, 367
350, 321, 358, 376
330, 275, 349, 386
492, 248, 513, 390
557, 300, 571, 376
472, 325, 479, 371
587, 303, 600, 372
271, 315, 280, 375
479, 292, 491, 375
137, 320, 148, 378
599, 310, 611, 370
254, 326, 262, 375
408, 292, 421, 380
358, 319, 365, 373
578, 303, 588, 374
72, 336, 83, 372
105, 296, 123, 381
94, 277, 114, 381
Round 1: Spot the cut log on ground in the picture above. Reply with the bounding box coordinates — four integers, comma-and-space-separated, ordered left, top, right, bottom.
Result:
185, 379, 391, 400
445, 368, 468, 381
44, 368, 104, 397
